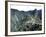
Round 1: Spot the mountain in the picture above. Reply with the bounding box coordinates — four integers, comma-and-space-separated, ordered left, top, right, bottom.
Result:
11, 9, 42, 32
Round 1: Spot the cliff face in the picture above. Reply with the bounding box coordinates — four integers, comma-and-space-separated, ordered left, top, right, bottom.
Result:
11, 9, 42, 32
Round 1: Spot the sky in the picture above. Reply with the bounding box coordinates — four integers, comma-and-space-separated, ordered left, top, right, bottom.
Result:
10, 4, 43, 11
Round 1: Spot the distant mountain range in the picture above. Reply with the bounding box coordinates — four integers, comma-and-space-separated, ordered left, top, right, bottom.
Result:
11, 9, 42, 20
